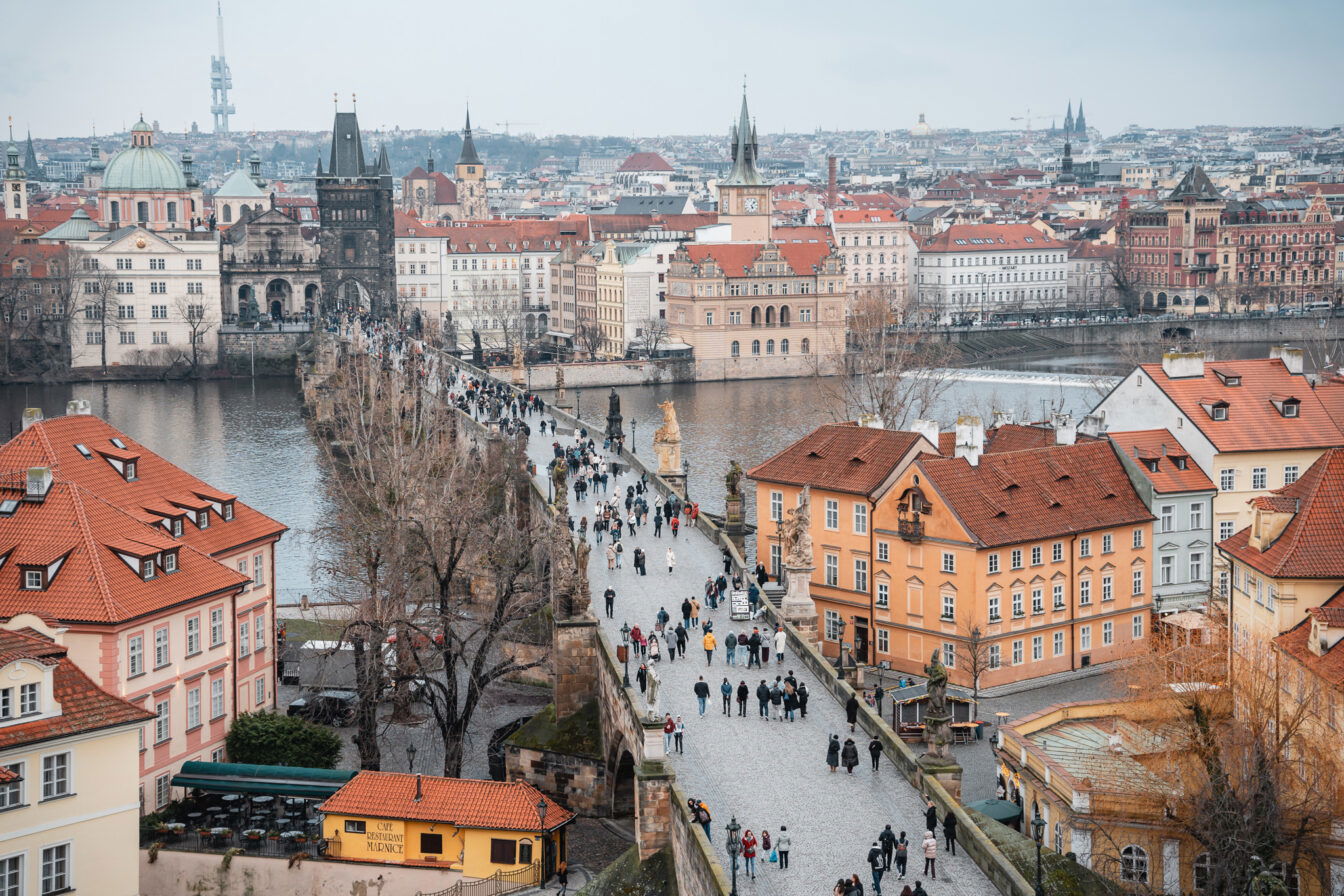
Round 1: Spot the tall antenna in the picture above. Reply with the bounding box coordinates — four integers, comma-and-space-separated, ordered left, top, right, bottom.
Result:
210, 2, 235, 133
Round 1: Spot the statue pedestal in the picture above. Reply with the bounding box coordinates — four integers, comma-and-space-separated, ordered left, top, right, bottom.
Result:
724, 495, 745, 534
917, 754, 963, 802
922, 712, 955, 763
663, 472, 687, 500
511, 365, 525, 388
781, 564, 818, 639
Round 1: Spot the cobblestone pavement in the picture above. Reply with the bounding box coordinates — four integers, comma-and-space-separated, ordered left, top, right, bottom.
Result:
515, 413, 999, 896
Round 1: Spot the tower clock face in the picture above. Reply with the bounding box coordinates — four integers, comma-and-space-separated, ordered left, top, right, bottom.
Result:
743, 196, 759, 213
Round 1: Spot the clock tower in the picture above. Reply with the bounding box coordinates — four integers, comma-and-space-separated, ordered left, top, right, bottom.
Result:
717, 90, 771, 242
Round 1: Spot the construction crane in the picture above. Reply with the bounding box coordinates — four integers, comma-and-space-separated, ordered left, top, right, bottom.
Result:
1009, 109, 1050, 142
495, 121, 536, 136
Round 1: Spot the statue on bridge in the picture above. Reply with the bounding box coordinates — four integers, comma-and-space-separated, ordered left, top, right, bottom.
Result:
550, 458, 568, 509
646, 664, 661, 721
653, 400, 682, 477
725, 460, 744, 498
606, 388, 623, 443
782, 486, 814, 568
922, 648, 953, 761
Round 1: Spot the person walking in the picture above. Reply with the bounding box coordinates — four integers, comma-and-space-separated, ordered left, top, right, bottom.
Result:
894, 831, 909, 879
943, 809, 958, 857
703, 629, 716, 664
873, 683, 885, 719
841, 737, 860, 774
747, 628, 762, 668
636, 663, 648, 695
653, 513, 662, 537
690, 597, 701, 628
693, 677, 710, 716
614, 541, 624, 569
725, 629, 737, 666
798, 681, 810, 719
603, 586, 615, 619
555, 861, 569, 895
776, 825, 791, 870
681, 598, 692, 629
879, 825, 896, 872
634, 547, 646, 576
911, 882, 927, 896
846, 692, 861, 732
606, 543, 616, 570
773, 626, 786, 665
869, 735, 884, 771
770, 678, 785, 721
736, 680, 749, 716
673, 716, 685, 754
868, 841, 885, 895
720, 677, 732, 714
826, 734, 841, 772
783, 681, 798, 722
666, 547, 675, 574
921, 830, 937, 880
670, 515, 679, 537
674, 623, 688, 658
662, 714, 674, 752
740, 830, 758, 880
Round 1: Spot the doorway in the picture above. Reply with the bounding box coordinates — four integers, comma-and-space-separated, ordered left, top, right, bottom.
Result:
853, 622, 869, 665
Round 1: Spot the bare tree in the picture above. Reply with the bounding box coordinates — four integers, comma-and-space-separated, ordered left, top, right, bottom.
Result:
175, 295, 218, 376
956, 619, 994, 708
574, 320, 604, 360
76, 258, 123, 373
633, 316, 671, 359
821, 287, 956, 428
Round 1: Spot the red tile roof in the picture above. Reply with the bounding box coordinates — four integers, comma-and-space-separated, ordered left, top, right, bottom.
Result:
1108, 429, 1216, 493
1317, 380, 1344, 433
1137, 358, 1344, 453
1218, 447, 1344, 579
318, 772, 574, 832
0, 628, 153, 750
932, 423, 1096, 457
0, 413, 286, 561
617, 152, 673, 173
1274, 586, 1344, 688
685, 240, 835, 279
748, 424, 929, 497
916, 440, 1153, 548
918, 223, 1064, 254
832, 209, 903, 224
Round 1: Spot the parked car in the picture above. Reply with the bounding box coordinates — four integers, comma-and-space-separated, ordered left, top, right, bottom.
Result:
287, 690, 357, 726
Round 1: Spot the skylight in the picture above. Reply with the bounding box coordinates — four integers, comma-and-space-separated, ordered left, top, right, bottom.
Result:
110, 438, 127, 449
0, 500, 17, 517
74, 444, 91, 458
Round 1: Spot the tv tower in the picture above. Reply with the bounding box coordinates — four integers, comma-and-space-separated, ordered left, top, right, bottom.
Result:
210, 2, 235, 133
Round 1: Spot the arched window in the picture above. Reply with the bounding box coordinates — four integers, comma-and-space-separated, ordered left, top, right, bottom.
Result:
136, 201, 150, 223
766, 339, 775, 355
1192, 854, 1210, 892
765, 306, 776, 325
780, 305, 791, 325
780, 339, 789, 354
1120, 846, 1148, 884
801, 338, 810, 354
730, 340, 740, 358
750, 306, 761, 326
223, 205, 233, 223
751, 339, 760, 355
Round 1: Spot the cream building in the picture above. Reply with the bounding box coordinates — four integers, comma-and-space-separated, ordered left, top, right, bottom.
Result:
592, 240, 679, 358
830, 208, 913, 293
0, 620, 151, 896
913, 223, 1070, 324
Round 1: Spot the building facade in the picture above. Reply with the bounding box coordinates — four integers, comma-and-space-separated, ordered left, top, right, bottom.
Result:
317, 110, 395, 316
220, 206, 321, 320
830, 208, 913, 296
913, 223, 1069, 324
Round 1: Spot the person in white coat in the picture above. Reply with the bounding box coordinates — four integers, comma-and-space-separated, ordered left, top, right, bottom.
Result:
667, 547, 676, 574
773, 627, 787, 665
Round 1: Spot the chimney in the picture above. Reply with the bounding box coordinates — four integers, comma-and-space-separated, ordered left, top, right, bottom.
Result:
827, 156, 838, 209
1052, 412, 1077, 446
1160, 351, 1206, 379
911, 418, 941, 449
1270, 344, 1304, 376
25, 467, 52, 502
954, 415, 985, 466
65, 399, 92, 416
992, 409, 1015, 428
414, 774, 423, 802
1078, 411, 1107, 438
856, 413, 883, 429
21, 408, 42, 431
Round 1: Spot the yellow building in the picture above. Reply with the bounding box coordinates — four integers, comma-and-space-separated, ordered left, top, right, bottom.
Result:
319, 771, 573, 883
594, 240, 626, 359
0, 621, 152, 896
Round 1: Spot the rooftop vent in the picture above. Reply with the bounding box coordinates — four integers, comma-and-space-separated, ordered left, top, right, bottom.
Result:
21, 408, 42, 431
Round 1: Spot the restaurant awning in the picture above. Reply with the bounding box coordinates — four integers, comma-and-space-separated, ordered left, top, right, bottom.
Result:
965, 798, 1024, 824
169, 761, 357, 799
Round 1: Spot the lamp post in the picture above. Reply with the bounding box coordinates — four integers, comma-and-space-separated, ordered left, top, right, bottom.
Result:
536, 798, 548, 831
620, 622, 632, 687
725, 816, 741, 896
682, 458, 691, 501
630, 419, 637, 454
834, 618, 847, 676
1031, 810, 1046, 896
575, 389, 582, 421
406, 742, 417, 773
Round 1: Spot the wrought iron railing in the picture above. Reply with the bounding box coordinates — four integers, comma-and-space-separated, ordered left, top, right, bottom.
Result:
415, 863, 541, 896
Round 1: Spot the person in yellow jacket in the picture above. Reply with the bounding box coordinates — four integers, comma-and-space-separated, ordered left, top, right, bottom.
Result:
703, 630, 717, 665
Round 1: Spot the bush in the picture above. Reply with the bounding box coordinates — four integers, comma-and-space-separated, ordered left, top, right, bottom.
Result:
224, 711, 343, 769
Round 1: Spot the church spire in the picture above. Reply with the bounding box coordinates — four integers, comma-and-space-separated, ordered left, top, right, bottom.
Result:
457, 108, 481, 166
1074, 100, 1087, 135
1063, 101, 1074, 135
723, 86, 763, 187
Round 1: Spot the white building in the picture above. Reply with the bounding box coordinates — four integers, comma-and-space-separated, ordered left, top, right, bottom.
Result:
593, 240, 678, 358
912, 223, 1069, 324
829, 208, 914, 306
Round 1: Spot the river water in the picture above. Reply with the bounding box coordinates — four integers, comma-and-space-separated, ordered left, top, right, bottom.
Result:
0, 340, 1277, 599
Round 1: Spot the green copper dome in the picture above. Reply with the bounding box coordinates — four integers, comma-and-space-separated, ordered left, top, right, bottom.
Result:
102, 144, 186, 191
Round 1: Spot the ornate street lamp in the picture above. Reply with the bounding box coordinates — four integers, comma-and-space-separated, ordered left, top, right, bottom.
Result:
620, 622, 632, 687
630, 419, 637, 454
725, 816, 742, 896
406, 742, 417, 773
536, 798, 548, 831
682, 458, 691, 501
575, 389, 582, 421
1031, 810, 1046, 896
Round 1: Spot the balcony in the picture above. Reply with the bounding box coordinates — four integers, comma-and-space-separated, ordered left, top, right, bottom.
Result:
1187, 263, 1218, 273
896, 517, 924, 543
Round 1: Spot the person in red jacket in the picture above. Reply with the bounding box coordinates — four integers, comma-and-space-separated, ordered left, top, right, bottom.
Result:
741, 829, 758, 879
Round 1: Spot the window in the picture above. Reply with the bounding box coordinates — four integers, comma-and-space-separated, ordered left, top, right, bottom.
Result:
239, 621, 250, 657
1190, 551, 1204, 582
210, 679, 225, 719
1078, 537, 1091, 558
1031, 588, 1044, 615
421, 832, 444, 855
1219, 520, 1235, 541
1052, 583, 1064, 609
1160, 505, 1174, 532
941, 593, 955, 621
704, 311, 714, 326
210, 608, 224, 646
0, 762, 21, 810
154, 627, 169, 668
877, 629, 889, 654
255, 677, 266, 706
1160, 554, 1174, 585
1102, 621, 1114, 646
854, 558, 869, 593
769, 490, 783, 522
1193, 854, 1211, 893
41, 753, 69, 800
1052, 542, 1063, 563
1012, 590, 1024, 617
853, 503, 868, 535
1080, 626, 1092, 650
1190, 503, 1204, 530
237, 556, 249, 586
1283, 465, 1299, 485
1220, 469, 1235, 490
1031, 546, 1042, 566
154, 700, 170, 743
1132, 569, 1144, 596
989, 644, 1001, 668
41, 843, 70, 895
1102, 575, 1113, 601
23, 569, 42, 590
1120, 845, 1148, 884
1079, 578, 1091, 605
197, 510, 209, 529
730, 340, 740, 358
1132, 528, 1144, 549
187, 687, 201, 729
989, 593, 1001, 621
489, 838, 518, 865
186, 617, 200, 655
1133, 614, 1145, 639
1011, 640, 1023, 665
1101, 534, 1113, 553
877, 541, 889, 563
988, 553, 1000, 574
126, 634, 144, 677
1010, 549, 1023, 569
344, 819, 367, 834
1053, 631, 1065, 656
824, 499, 838, 530
876, 582, 889, 609
1252, 467, 1267, 490
1031, 635, 1043, 661
824, 554, 838, 587
254, 614, 265, 651
941, 552, 956, 573
824, 610, 843, 641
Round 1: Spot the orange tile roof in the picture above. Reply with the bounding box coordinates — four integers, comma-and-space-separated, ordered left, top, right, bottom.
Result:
932, 423, 1097, 457
748, 424, 927, 497
1274, 586, 1344, 689
831, 209, 903, 224
685, 240, 835, 279
916, 440, 1153, 548
617, 152, 673, 173
1317, 380, 1344, 433
918, 223, 1064, 254
1138, 358, 1344, 453
0, 414, 286, 560
1107, 429, 1216, 493
1218, 447, 1344, 579
319, 772, 574, 832
0, 628, 153, 750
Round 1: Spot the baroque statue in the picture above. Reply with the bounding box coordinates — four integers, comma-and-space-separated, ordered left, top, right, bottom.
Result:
924, 649, 949, 718
782, 485, 814, 567
725, 460, 744, 498
652, 400, 682, 476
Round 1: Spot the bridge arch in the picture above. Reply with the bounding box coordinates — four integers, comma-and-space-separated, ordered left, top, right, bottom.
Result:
1162, 326, 1194, 339
609, 742, 636, 818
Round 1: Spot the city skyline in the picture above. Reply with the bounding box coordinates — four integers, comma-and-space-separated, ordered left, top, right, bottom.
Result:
4, 0, 1344, 139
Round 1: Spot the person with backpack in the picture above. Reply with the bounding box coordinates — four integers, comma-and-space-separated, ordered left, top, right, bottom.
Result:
614, 540, 624, 569
725, 629, 737, 666
747, 629, 762, 668
868, 841, 885, 895
695, 801, 712, 840
879, 825, 896, 871
670, 515, 679, 537
869, 735, 885, 771
674, 623, 688, 658
894, 831, 909, 879
769, 678, 784, 721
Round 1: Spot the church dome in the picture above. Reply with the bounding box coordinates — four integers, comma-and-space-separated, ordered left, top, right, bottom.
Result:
102, 120, 186, 192
910, 113, 933, 137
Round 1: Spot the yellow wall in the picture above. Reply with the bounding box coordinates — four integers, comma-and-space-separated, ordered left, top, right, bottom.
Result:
1211, 448, 1326, 536
323, 813, 559, 879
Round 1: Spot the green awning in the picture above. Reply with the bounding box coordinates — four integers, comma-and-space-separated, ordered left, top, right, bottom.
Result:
170, 761, 357, 799
966, 798, 1023, 824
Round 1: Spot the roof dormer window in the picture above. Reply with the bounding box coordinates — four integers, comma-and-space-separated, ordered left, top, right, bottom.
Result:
142, 558, 155, 581
1174, 456, 1188, 470
1270, 395, 1300, 418
22, 569, 42, 590
172, 517, 183, 537
1211, 368, 1241, 386
1199, 398, 1229, 421
222, 502, 234, 522
125, 460, 138, 481
163, 551, 178, 574
197, 510, 209, 530
1144, 459, 1160, 472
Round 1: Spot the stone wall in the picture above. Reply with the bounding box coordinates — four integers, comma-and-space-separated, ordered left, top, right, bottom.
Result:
506, 745, 607, 815
219, 329, 313, 376
141, 848, 456, 896
527, 359, 695, 389
553, 618, 600, 719
668, 781, 733, 896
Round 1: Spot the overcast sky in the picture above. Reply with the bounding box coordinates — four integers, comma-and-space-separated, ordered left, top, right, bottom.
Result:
6, 0, 1343, 139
